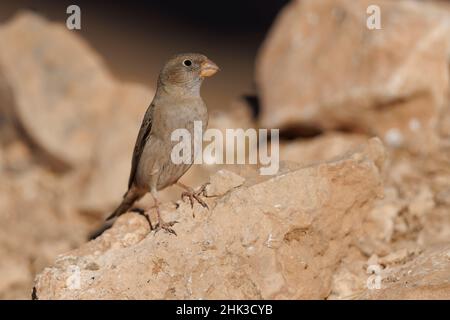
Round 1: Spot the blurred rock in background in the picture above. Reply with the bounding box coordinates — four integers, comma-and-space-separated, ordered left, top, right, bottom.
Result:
257, 0, 450, 154
0, 0, 449, 300
0, 12, 116, 171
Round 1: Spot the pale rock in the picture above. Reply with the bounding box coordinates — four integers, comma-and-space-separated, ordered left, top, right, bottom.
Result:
328, 248, 368, 300
33, 138, 385, 299
378, 248, 420, 267
205, 169, 246, 197
279, 133, 367, 166
0, 11, 116, 170
408, 185, 435, 219
256, 0, 450, 153
358, 245, 450, 299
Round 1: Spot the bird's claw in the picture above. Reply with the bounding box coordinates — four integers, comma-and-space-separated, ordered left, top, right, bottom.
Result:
153, 220, 178, 236
181, 183, 209, 210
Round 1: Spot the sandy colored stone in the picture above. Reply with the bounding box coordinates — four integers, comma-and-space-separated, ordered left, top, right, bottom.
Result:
280, 132, 367, 166
377, 248, 421, 267
331, 137, 450, 299
358, 245, 450, 299
439, 106, 450, 138
205, 169, 246, 197
0, 157, 88, 299
256, 0, 450, 153
33, 138, 385, 299
0, 11, 116, 170
328, 248, 368, 300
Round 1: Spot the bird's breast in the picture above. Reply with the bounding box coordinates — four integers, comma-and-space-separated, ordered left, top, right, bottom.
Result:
152, 99, 208, 141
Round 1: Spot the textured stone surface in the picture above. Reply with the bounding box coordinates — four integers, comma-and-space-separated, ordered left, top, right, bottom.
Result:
359, 245, 450, 299
33, 138, 384, 299
279, 133, 368, 166
205, 169, 246, 197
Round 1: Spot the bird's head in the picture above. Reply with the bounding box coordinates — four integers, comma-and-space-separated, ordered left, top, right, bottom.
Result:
158, 53, 219, 94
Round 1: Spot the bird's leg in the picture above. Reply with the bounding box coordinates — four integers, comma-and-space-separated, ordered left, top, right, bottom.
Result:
177, 182, 209, 210
150, 190, 177, 236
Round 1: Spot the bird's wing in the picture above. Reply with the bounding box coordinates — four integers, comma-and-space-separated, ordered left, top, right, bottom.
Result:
128, 103, 154, 189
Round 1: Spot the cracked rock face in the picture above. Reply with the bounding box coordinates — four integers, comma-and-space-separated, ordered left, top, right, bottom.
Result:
34, 138, 384, 299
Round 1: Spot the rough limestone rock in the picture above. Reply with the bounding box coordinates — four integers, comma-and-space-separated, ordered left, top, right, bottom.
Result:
280, 132, 368, 166
359, 245, 450, 299
0, 11, 116, 170
256, 0, 450, 153
33, 138, 384, 299
0, 140, 89, 299
205, 169, 246, 197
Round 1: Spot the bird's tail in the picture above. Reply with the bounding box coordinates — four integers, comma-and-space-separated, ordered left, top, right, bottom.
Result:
106, 188, 144, 221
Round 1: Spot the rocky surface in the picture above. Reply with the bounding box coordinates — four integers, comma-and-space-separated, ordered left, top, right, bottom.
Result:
0, 140, 88, 299
279, 133, 368, 166
359, 245, 450, 299
204, 169, 246, 197
256, 0, 450, 153
33, 138, 384, 299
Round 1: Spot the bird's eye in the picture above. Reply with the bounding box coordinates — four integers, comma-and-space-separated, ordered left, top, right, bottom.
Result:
182, 59, 192, 67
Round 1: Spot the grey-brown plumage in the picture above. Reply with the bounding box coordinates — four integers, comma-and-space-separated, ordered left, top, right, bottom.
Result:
106, 53, 219, 234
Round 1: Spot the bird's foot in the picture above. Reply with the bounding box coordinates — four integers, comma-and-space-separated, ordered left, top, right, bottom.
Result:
154, 218, 178, 236
150, 204, 178, 236
181, 183, 209, 211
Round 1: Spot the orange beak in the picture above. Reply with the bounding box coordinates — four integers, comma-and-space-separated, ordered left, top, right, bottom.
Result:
200, 59, 220, 77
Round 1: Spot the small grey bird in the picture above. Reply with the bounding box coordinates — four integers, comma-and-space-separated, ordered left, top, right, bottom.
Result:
106, 53, 219, 234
